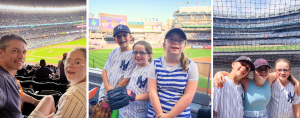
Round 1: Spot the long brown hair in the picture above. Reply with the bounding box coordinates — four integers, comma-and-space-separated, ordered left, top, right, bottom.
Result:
132, 41, 153, 63
163, 35, 189, 72
274, 59, 295, 85
59, 54, 67, 68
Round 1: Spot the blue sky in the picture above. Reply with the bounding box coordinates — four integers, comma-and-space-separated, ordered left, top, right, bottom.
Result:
89, 0, 211, 23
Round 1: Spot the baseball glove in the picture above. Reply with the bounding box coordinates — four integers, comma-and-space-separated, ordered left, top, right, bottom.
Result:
92, 100, 111, 118
106, 86, 136, 110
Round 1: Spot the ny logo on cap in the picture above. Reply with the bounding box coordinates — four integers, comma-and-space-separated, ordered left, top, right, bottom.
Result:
260, 59, 266, 63
247, 58, 251, 61
118, 25, 123, 30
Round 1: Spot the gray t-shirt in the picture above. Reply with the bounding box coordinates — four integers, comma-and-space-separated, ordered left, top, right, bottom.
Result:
0, 66, 22, 118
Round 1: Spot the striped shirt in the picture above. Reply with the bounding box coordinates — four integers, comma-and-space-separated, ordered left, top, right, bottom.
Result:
99, 47, 136, 100
213, 76, 245, 118
147, 57, 198, 118
54, 81, 86, 118
268, 79, 300, 118
119, 65, 150, 118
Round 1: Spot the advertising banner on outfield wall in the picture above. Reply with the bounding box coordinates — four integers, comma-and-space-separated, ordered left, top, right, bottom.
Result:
144, 25, 153, 32
128, 21, 144, 32
99, 13, 127, 32
152, 25, 162, 32
89, 18, 100, 30
192, 46, 204, 48
204, 46, 211, 49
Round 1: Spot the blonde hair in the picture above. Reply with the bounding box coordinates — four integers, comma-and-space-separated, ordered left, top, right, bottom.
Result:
274, 59, 295, 85
163, 39, 189, 72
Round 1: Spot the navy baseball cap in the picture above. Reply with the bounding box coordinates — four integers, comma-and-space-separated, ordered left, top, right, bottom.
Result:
234, 56, 255, 71
113, 24, 131, 37
165, 28, 187, 40
254, 58, 271, 69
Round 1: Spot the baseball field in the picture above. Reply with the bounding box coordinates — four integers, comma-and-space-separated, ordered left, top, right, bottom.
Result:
214, 45, 300, 52
89, 48, 212, 89
25, 38, 86, 66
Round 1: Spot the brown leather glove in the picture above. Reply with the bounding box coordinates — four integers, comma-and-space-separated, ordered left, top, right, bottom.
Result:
92, 100, 111, 118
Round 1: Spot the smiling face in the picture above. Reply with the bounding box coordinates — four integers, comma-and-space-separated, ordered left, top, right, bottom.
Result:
133, 44, 151, 67
254, 65, 270, 81
274, 61, 291, 81
114, 32, 132, 49
164, 32, 186, 56
64, 49, 86, 85
0, 40, 27, 74
232, 61, 251, 78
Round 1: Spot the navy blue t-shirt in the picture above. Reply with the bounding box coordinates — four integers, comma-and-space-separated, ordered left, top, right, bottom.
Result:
35, 67, 52, 79
0, 66, 21, 118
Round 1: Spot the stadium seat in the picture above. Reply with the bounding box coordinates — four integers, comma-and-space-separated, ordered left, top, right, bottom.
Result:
18, 76, 33, 81
33, 77, 48, 83
23, 87, 34, 93
20, 80, 34, 89
53, 83, 69, 93
190, 92, 211, 118
32, 82, 51, 92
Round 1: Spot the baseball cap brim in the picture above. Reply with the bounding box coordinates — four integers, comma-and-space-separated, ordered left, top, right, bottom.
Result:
165, 28, 187, 40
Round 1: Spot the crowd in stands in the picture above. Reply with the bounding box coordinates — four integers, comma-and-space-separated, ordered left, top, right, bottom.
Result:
214, 30, 300, 39
214, 12, 300, 28
0, 11, 86, 26
175, 14, 211, 20
186, 32, 211, 40
1, 26, 79, 39
26, 33, 84, 50
214, 38, 300, 46
188, 42, 211, 46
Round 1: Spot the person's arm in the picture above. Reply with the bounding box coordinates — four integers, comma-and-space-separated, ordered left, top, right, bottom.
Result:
45, 113, 54, 118
136, 92, 149, 101
291, 75, 300, 95
294, 104, 300, 118
213, 71, 229, 88
158, 80, 198, 118
102, 69, 113, 93
20, 91, 40, 106
116, 78, 129, 87
148, 78, 164, 115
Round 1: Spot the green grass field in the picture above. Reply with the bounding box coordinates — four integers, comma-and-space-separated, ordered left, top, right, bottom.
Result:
25, 38, 86, 65
214, 45, 300, 52
89, 48, 211, 89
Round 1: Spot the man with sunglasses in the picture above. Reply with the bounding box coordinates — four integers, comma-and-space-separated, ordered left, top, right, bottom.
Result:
0, 34, 41, 118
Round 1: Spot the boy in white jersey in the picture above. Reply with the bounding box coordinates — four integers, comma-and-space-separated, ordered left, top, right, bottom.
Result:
99, 24, 137, 100
213, 56, 255, 118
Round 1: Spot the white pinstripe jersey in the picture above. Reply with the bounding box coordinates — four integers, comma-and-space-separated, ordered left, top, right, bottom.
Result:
213, 76, 245, 118
54, 81, 86, 118
268, 79, 300, 118
119, 65, 150, 118
99, 47, 136, 98
147, 57, 198, 118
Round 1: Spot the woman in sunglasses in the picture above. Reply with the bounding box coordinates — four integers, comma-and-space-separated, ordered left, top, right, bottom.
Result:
214, 58, 300, 118
28, 47, 87, 118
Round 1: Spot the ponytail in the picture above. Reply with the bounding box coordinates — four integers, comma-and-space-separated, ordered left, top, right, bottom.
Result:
288, 75, 296, 86
180, 52, 189, 72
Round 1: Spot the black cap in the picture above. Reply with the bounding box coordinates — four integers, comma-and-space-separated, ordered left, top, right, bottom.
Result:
113, 24, 131, 37
234, 56, 255, 71
254, 58, 271, 69
165, 28, 187, 40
